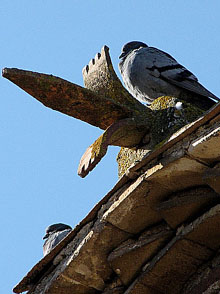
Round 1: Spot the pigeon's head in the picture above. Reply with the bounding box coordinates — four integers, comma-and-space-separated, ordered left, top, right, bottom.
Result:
43, 223, 72, 240
119, 41, 148, 59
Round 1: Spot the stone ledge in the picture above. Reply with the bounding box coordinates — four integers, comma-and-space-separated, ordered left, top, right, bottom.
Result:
125, 204, 220, 293
108, 223, 172, 285
156, 186, 219, 228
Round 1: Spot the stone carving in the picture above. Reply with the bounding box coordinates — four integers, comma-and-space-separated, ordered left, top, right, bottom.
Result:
2, 46, 209, 179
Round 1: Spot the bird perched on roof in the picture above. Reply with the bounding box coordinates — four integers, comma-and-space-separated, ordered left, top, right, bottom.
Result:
119, 41, 219, 110
43, 223, 72, 256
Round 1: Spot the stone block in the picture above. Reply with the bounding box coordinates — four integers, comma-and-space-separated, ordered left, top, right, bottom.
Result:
203, 163, 220, 194
126, 237, 212, 294
102, 157, 207, 235
29, 222, 130, 294
156, 186, 219, 228
102, 173, 161, 234
125, 204, 220, 294
108, 224, 172, 285
182, 252, 220, 294
188, 125, 220, 163
180, 204, 220, 250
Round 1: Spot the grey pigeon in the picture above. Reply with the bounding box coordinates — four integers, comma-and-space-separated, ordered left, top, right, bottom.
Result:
119, 41, 219, 110
43, 223, 72, 256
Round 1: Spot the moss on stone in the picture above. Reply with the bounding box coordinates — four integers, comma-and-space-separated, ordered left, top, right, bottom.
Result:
117, 96, 205, 178
91, 134, 107, 160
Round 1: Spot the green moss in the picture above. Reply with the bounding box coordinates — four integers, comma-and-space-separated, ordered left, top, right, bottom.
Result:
117, 95, 205, 177
91, 134, 105, 159
149, 96, 178, 110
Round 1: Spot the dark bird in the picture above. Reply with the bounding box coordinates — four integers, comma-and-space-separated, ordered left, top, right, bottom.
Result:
119, 41, 219, 110
43, 223, 72, 256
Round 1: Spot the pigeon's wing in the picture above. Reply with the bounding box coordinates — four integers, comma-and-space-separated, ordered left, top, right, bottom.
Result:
43, 229, 71, 256
56, 229, 71, 244
148, 47, 219, 101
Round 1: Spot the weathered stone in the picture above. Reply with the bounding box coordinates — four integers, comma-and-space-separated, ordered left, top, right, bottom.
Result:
188, 124, 220, 163
203, 162, 220, 194
143, 157, 208, 211
53, 222, 93, 266
102, 278, 124, 294
13, 221, 94, 294
125, 103, 220, 184
102, 287, 125, 294
117, 96, 204, 178
117, 146, 150, 179
156, 186, 219, 228
203, 280, 220, 294
179, 204, 220, 250
127, 237, 212, 294
101, 173, 161, 234
28, 222, 131, 294
82, 46, 144, 112
124, 283, 156, 294
102, 157, 207, 234
182, 251, 220, 294
31, 276, 97, 294
125, 203, 220, 294
78, 118, 150, 178
2, 68, 134, 130
124, 282, 157, 294
108, 224, 172, 285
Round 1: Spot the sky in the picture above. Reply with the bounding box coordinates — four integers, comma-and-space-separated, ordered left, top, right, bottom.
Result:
1, 1, 220, 293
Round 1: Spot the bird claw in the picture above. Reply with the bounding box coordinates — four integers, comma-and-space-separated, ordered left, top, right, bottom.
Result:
77, 118, 149, 177
77, 134, 108, 178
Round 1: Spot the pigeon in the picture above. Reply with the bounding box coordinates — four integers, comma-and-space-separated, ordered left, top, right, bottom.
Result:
43, 223, 72, 256
119, 41, 219, 110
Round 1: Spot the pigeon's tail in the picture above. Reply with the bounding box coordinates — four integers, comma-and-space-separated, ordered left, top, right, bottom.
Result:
167, 77, 220, 102
177, 90, 217, 111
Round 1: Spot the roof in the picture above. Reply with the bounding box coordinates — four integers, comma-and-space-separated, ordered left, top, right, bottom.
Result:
13, 102, 220, 294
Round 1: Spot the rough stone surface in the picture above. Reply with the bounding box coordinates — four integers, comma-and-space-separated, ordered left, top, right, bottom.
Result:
15, 119, 220, 294
156, 186, 219, 228
117, 95, 204, 178
117, 146, 150, 179
127, 237, 213, 294
188, 124, 220, 163
102, 278, 124, 294
101, 174, 161, 234
29, 222, 131, 294
179, 204, 220, 250
203, 162, 220, 194
182, 251, 220, 294
108, 223, 172, 285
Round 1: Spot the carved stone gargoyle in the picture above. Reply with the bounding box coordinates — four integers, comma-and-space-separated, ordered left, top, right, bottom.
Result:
2, 46, 204, 178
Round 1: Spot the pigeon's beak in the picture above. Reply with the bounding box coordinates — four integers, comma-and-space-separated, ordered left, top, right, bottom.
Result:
119, 52, 125, 59
43, 233, 49, 240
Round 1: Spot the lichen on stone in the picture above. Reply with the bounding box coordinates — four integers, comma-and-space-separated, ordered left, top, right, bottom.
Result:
117, 96, 205, 178
91, 134, 106, 160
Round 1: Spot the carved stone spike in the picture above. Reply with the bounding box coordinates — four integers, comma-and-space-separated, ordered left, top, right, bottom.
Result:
2, 68, 133, 130
82, 45, 146, 112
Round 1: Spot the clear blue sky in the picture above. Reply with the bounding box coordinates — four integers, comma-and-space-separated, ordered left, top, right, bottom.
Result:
1, 1, 220, 293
